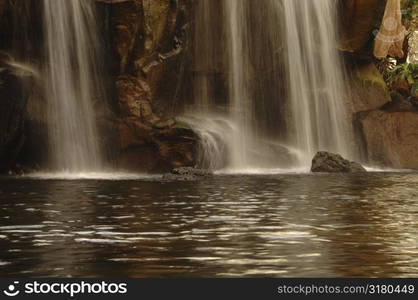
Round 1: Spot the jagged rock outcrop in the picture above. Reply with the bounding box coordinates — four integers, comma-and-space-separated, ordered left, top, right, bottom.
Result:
98, 0, 188, 99
358, 110, 418, 168
311, 151, 367, 173
95, 0, 196, 172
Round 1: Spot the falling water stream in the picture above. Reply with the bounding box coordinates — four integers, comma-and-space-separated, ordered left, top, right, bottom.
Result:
43, 0, 105, 173
282, 0, 352, 166
183, 0, 261, 172
186, 0, 353, 172
224, 0, 254, 169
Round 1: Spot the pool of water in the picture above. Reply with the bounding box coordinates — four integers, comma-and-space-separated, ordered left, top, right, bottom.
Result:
0, 173, 417, 277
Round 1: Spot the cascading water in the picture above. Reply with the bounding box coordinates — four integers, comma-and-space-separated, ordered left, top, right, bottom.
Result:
187, 0, 353, 172
185, 0, 277, 172
43, 0, 105, 172
224, 0, 254, 169
282, 0, 353, 166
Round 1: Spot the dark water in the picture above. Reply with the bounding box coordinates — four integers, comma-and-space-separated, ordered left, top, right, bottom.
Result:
0, 173, 417, 278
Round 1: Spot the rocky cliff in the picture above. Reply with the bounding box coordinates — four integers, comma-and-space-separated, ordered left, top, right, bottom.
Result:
95, 0, 197, 172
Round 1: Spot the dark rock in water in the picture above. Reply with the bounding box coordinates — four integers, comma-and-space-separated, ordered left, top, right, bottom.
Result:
163, 167, 213, 181
311, 151, 366, 173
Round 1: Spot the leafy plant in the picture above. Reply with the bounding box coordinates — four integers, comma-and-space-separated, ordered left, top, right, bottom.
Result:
386, 63, 418, 85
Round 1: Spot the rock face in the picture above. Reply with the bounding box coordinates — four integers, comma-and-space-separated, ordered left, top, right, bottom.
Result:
358, 110, 418, 168
339, 0, 386, 54
350, 62, 391, 114
98, 0, 188, 107
311, 151, 367, 173
117, 118, 197, 172
339, 1, 400, 168
96, 0, 196, 172
0, 1, 46, 173
0, 60, 28, 172
162, 167, 213, 181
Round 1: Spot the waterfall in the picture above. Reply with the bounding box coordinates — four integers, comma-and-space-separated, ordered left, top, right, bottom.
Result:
186, 0, 281, 171
282, 0, 352, 166
224, 0, 254, 169
185, 0, 354, 172
43, 0, 105, 172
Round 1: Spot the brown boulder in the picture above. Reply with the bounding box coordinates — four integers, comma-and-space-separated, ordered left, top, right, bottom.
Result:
311, 151, 366, 173
359, 110, 418, 168
350, 62, 391, 114
117, 118, 197, 173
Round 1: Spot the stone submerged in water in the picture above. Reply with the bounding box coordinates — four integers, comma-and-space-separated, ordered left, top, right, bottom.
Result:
311, 151, 366, 173
162, 167, 213, 181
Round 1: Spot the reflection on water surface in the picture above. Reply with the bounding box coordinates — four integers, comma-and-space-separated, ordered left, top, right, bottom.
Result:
0, 173, 417, 277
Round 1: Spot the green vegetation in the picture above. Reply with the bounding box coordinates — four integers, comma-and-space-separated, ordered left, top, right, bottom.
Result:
402, 0, 418, 29
386, 63, 418, 97
387, 63, 418, 85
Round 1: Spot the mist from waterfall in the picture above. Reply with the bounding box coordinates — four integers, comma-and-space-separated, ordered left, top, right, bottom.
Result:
186, 0, 353, 172
282, 0, 352, 166
43, 0, 105, 172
